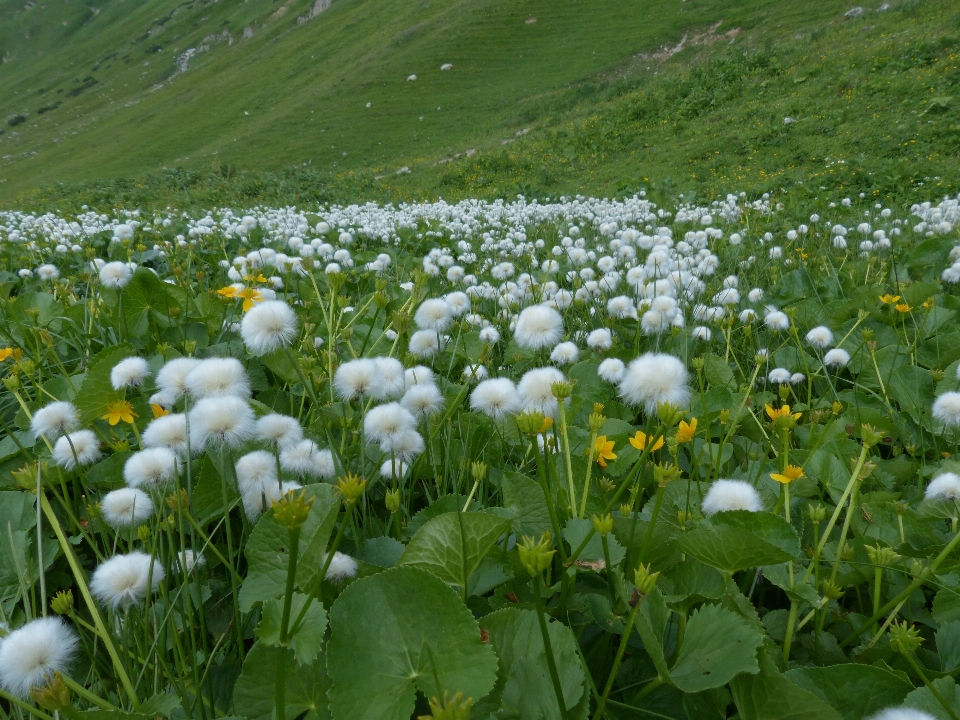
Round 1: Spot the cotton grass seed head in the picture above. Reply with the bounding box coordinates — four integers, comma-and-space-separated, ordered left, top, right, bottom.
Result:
99, 261, 132, 289
324, 551, 358, 582
240, 300, 298, 355
124, 447, 179, 489
597, 358, 626, 383
805, 326, 834, 349
518, 367, 566, 418
414, 298, 453, 332
925, 472, 960, 501
372, 357, 406, 399
823, 348, 851, 369
933, 392, 960, 427
31, 401, 78, 440
334, 358, 384, 401
110, 356, 151, 390
155, 358, 201, 401
702, 479, 763, 516
618, 353, 690, 415
52, 430, 101, 470
365, 402, 416, 443
404, 365, 435, 387
188, 396, 255, 451
866, 710, 937, 720
235, 450, 278, 494
401, 383, 444, 419
184, 357, 251, 399
280, 439, 320, 476
90, 552, 165, 609
470, 378, 521, 420
0, 617, 78, 699
142, 414, 188, 455
101, 488, 154, 528
255, 413, 303, 449
514, 305, 563, 350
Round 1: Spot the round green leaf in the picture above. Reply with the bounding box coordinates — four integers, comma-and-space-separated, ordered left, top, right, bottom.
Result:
676, 510, 799, 573
670, 602, 763, 692
327, 566, 498, 720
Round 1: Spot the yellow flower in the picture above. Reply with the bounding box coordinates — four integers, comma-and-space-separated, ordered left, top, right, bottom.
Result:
895, 303, 912, 314
537, 416, 554, 434
765, 404, 801, 426
591, 436, 617, 468
237, 288, 264, 312
676, 418, 697, 443
629, 431, 664, 452
770, 465, 804, 484
244, 273, 269, 283
216, 285, 239, 298
102, 400, 137, 426
151, 404, 169, 418
879, 294, 901, 305
0, 348, 13, 361
923, 298, 935, 309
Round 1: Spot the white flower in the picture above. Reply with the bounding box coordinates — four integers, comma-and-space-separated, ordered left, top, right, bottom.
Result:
702, 480, 762, 515
155, 358, 201, 402
691, 326, 712, 341
479, 326, 501, 344
823, 348, 851, 368
380, 428, 424, 461
404, 365, 435, 387
188, 396, 255, 451
184, 358, 251, 399
99, 261, 132, 289
240, 300, 298, 355
101, 488, 154, 528
550, 341, 579, 365
36, 264, 59, 281
280, 439, 320, 476
414, 298, 453, 332
334, 358, 384, 401
587, 328, 613, 351
124, 447, 178, 489
324, 551, 358, 582
805, 326, 834, 349
373, 357, 406, 399
514, 305, 563, 350
926, 472, 960, 501
235, 450, 279, 494
409, 329, 441, 357
52, 430, 101, 469
764, 310, 790, 331
618, 353, 690, 414
518, 367, 566, 418
598, 358, 626, 383
470, 378, 521, 420
401, 383, 444, 419
255, 414, 303, 449
0, 617, 79, 699
933, 392, 960, 427
31, 401, 78, 440
110, 357, 151, 390
314, 448, 336, 478
768, 368, 791, 384
90, 552, 165, 608
142, 414, 188, 455
365, 403, 416, 444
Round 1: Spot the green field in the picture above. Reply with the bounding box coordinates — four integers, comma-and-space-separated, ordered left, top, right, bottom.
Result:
3, 0, 957, 208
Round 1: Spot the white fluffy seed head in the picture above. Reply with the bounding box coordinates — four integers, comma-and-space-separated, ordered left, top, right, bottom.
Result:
409, 329, 441, 358
764, 310, 790, 331
550, 341, 579, 365
334, 358, 384, 401
805, 326, 834, 349
0, 617, 79, 699
926, 472, 960, 501
414, 298, 453, 332
142, 414, 188, 455
99, 261, 132, 289
255, 414, 303, 449
188, 396, 255, 451
514, 305, 563, 350
372, 357, 406, 399
933, 392, 960, 427
31, 401, 78, 440
401, 383, 444, 419
90, 552, 165, 608
124, 447, 179, 489
365, 402, 416, 443
242, 481, 301, 521
324, 551, 358, 582
156, 358, 201, 401
380, 428, 424, 461
380, 459, 410, 479
597, 358, 626, 383
702, 479, 763, 516
587, 328, 613, 351
518, 366, 566, 418
470, 378, 521, 420
240, 300, 298, 355
175, 549, 206, 574
867, 710, 937, 720
404, 366, 435, 387
110, 357, 151, 390
618, 353, 690, 415
823, 348, 851, 369
768, 368, 791, 384
235, 450, 278, 494
52, 430, 101, 470
314, 448, 336, 478
184, 357, 251, 399
101, 488, 154, 528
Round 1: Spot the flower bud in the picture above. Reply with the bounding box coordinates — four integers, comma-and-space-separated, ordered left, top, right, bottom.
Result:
419, 690, 474, 720
807, 503, 826, 523
273, 489, 315, 530
860, 424, 883, 448
889, 620, 923, 654
592, 513, 613, 537
30, 673, 70, 711
588, 411, 606, 433
550, 380, 575, 400
516, 410, 548, 436
620, 503, 633, 517
166, 488, 190, 512
385, 488, 401, 514
820, 579, 843, 601
865, 544, 899, 568
634, 563, 660, 596
657, 402, 686, 427
653, 462, 681, 488
336, 473, 367, 506
470, 461, 488, 484
517, 532, 555, 577
51, 589, 74, 615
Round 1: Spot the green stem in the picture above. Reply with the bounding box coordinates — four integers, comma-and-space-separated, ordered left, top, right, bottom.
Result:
830, 476, 863, 583
903, 652, 960, 720
782, 600, 799, 662
594, 595, 644, 720
557, 401, 577, 517
579, 429, 598, 519
275, 525, 302, 720
639, 484, 665, 562
533, 574, 570, 720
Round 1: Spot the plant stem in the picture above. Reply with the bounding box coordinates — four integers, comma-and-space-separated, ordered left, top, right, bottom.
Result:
579, 429, 597, 519
556, 400, 577, 516
594, 594, 643, 720
275, 525, 302, 720
903, 652, 960, 720
533, 574, 570, 720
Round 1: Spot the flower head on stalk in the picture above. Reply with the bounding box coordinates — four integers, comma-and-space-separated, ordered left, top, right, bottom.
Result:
770, 465, 804, 484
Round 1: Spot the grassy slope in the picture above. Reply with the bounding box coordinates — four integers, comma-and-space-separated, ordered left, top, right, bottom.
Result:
1, 0, 958, 209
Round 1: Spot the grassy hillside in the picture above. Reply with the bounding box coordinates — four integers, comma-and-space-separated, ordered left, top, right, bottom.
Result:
1, 0, 958, 209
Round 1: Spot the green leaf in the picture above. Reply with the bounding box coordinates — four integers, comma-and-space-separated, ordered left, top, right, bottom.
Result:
563, 517, 625, 568
398, 511, 510, 593
256, 592, 328, 666
676, 511, 799, 573
74, 343, 136, 424
354, 536, 405, 569
189, 456, 238, 526
704, 352, 735, 389
139, 693, 181, 717
785, 664, 914, 720
327, 566, 498, 720
938, 621, 960, 672
86, 451, 130, 491
660, 560, 726, 607
478, 608, 585, 719
634, 587, 672, 680
670, 603, 762, 692
731, 651, 844, 720
121, 269, 176, 337
904, 676, 960, 720
232, 641, 330, 720
502, 471, 552, 537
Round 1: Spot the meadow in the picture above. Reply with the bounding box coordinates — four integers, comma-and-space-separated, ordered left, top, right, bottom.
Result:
1, 187, 960, 720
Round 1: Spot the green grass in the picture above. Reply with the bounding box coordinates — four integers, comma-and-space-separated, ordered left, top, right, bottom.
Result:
1, 0, 958, 209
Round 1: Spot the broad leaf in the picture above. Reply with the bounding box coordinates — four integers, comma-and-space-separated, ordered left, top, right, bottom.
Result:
670, 603, 762, 692
74, 343, 136, 424
502, 471, 552, 537
232, 641, 330, 720
677, 511, 799, 573
327, 567, 498, 720
904, 676, 960, 720
785, 664, 914, 720
256, 592, 328, 666
398, 511, 510, 593
732, 652, 844, 720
